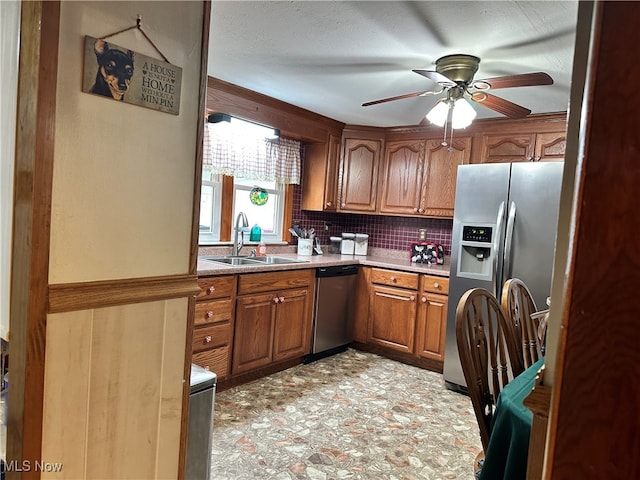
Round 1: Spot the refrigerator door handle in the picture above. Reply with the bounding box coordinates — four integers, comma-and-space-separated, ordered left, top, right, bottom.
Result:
492, 201, 506, 297
503, 201, 517, 285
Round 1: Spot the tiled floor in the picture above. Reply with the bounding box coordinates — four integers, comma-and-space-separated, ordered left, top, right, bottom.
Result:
211, 349, 482, 479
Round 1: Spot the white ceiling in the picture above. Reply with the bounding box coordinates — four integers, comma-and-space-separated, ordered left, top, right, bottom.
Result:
208, 1, 579, 128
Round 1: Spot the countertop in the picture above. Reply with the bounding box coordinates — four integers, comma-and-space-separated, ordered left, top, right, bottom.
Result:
197, 252, 450, 277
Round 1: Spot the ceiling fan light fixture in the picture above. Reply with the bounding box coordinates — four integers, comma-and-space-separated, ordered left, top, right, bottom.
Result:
425, 100, 450, 127
451, 98, 476, 129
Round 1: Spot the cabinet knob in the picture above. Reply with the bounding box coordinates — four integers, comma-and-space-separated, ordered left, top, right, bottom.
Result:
205, 311, 213, 319
421, 296, 427, 303
414, 207, 419, 213
279, 296, 285, 303
273, 297, 280, 304
419, 208, 424, 214
433, 282, 440, 289
206, 286, 215, 294
204, 335, 212, 343
341, 203, 346, 208
326, 201, 333, 207
390, 276, 396, 283
410, 295, 415, 302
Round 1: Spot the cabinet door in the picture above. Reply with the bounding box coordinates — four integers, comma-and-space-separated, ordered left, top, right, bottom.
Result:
301, 133, 341, 211
415, 292, 448, 362
379, 140, 425, 215
475, 133, 536, 163
273, 287, 311, 362
339, 138, 381, 212
368, 285, 417, 353
535, 131, 566, 161
232, 292, 276, 374
421, 136, 471, 217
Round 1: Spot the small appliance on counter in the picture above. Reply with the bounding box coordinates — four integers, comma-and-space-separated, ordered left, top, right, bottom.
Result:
410, 242, 444, 264
341, 233, 355, 254
354, 233, 369, 255
328, 237, 342, 254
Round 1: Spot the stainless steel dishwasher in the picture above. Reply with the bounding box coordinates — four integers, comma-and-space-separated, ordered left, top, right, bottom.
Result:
305, 264, 358, 363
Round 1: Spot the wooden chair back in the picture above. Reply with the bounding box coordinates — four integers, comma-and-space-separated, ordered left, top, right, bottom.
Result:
501, 278, 541, 368
455, 288, 525, 451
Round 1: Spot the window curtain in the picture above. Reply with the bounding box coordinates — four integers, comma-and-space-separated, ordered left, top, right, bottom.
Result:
203, 123, 301, 184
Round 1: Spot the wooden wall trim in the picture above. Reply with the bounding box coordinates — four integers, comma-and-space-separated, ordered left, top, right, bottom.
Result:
182, 3, 212, 479
547, 2, 640, 478
7, 2, 60, 478
48, 274, 200, 314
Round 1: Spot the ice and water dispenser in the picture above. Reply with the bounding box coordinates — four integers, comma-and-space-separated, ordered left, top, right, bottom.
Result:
456, 225, 495, 280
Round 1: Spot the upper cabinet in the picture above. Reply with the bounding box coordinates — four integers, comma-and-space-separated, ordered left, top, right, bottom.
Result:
378, 136, 471, 218
379, 140, 426, 215
472, 117, 567, 163
301, 133, 341, 211
338, 136, 383, 213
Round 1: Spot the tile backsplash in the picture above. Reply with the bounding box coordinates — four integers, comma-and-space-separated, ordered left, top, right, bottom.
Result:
291, 185, 453, 255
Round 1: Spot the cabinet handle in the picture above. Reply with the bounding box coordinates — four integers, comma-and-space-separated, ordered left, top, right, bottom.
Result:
273, 297, 280, 304
206, 286, 215, 294
205, 311, 213, 319
410, 295, 415, 302
279, 296, 285, 303
204, 335, 212, 343
421, 296, 427, 303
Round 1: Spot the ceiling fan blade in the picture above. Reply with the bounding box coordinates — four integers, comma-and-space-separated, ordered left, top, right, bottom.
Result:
471, 92, 531, 118
412, 69, 456, 86
362, 90, 438, 107
473, 72, 553, 90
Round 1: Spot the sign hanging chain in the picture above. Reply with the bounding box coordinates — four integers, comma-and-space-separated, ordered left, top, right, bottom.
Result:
100, 15, 171, 64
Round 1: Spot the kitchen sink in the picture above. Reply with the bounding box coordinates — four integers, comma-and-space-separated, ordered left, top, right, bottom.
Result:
200, 255, 308, 266
249, 256, 308, 265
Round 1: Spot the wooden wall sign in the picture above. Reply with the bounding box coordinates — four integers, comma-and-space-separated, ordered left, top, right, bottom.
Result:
82, 35, 182, 115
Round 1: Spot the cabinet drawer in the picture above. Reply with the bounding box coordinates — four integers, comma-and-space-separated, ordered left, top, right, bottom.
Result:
238, 269, 314, 295
196, 275, 236, 301
421, 275, 449, 294
371, 268, 419, 290
192, 346, 229, 379
194, 299, 233, 325
192, 323, 230, 352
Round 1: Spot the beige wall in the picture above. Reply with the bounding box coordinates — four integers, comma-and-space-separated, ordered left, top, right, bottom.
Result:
41, 1, 205, 477
49, 1, 203, 284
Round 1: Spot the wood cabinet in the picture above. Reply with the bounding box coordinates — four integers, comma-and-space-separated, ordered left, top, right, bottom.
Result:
474, 130, 566, 163
338, 137, 382, 212
192, 275, 236, 379
232, 269, 314, 375
378, 136, 471, 218
356, 266, 449, 371
378, 140, 426, 215
368, 268, 419, 353
301, 133, 341, 211
415, 275, 449, 362
421, 137, 471, 217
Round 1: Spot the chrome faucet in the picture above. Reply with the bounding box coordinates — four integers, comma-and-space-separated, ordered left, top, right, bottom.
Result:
233, 212, 249, 256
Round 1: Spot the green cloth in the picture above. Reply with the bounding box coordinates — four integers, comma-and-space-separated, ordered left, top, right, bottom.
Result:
479, 358, 544, 480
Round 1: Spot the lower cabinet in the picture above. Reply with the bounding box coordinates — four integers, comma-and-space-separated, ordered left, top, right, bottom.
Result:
360, 267, 449, 370
232, 269, 315, 375
192, 275, 236, 380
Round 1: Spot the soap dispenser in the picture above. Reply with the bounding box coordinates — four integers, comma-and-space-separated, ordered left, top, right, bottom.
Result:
249, 224, 262, 242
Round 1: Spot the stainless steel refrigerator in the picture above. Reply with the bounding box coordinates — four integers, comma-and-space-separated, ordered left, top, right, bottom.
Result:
443, 162, 563, 392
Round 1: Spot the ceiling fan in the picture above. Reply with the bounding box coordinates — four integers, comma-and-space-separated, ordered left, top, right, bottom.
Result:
362, 54, 553, 121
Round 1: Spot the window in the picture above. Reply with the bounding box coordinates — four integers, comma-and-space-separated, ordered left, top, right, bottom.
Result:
199, 168, 222, 243
232, 177, 284, 243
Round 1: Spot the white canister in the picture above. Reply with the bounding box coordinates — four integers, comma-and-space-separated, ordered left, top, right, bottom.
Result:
341, 233, 355, 255
297, 238, 313, 256
354, 234, 369, 255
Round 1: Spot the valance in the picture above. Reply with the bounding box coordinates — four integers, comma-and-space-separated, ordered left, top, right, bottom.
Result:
203, 123, 300, 184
